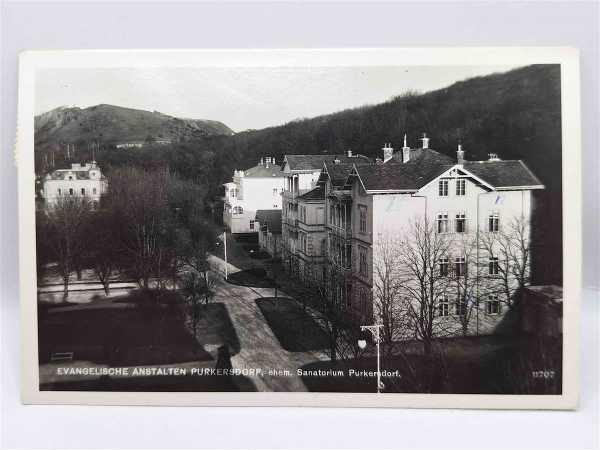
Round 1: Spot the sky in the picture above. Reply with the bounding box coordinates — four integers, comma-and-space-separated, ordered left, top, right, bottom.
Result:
36, 65, 522, 132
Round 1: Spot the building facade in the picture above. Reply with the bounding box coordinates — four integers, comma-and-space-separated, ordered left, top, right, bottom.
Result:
255, 209, 283, 258
281, 152, 371, 283
335, 136, 544, 337
223, 157, 285, 234
42, 161, 108, 208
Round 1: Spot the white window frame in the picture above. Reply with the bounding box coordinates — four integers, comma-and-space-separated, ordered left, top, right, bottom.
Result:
438, 294, 450, 317
455, 212, 467, 233
438, 179, 449, 197
486, 295, 501, 315
489, 256, 500, 275
456, 178, 466, 196
489, 211, 500, 232
437, 212, 449, 234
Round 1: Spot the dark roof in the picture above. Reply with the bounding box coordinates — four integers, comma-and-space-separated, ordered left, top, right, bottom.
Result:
463, 160, 543, 189
244, 163, 283, 178
354, 149, 454, 191
284, 154, 371, 171
354, 149, 543, 192
297, 185, 325, 201
324, 158, 374, 188
255, 209, 282, 234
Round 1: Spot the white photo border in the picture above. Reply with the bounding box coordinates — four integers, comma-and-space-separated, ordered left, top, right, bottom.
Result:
18, 48, 581, 409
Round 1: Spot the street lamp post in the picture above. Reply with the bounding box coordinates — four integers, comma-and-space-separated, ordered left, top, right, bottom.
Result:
358, 323, 384, 393
223, 229, 228, 280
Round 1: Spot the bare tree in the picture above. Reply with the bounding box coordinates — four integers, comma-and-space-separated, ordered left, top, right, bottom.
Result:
108, 167, 171, 289
480, 215, 531, 310
396, 218, 455, 356
87, 205, 122, 296
45, 196, 92, 298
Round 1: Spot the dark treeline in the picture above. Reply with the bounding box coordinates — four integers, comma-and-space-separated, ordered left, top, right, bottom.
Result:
35, 64, 562, 283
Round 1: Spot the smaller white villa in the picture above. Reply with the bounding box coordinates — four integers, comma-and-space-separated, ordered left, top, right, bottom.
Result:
42, 161, 108, 207
223, 157, 285, 234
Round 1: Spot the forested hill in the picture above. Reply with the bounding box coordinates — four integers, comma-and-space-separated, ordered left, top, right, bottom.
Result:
216, 64, 561, 195
34, 104, 234, 152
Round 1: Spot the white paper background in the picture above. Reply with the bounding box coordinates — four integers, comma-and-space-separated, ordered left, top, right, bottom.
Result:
1, 1, 598, 448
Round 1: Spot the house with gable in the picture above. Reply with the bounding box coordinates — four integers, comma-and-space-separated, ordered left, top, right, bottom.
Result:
322, 135, 544, 336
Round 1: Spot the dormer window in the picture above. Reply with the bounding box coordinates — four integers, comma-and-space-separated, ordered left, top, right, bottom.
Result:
68, 176, 73, 181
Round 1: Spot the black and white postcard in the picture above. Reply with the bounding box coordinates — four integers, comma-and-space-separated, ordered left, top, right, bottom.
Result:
17, 48, 581, 408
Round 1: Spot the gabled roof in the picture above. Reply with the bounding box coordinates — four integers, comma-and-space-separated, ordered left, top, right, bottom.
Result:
284, 154, 371, 172
244, 163, 284, 178
352, 148, 543, 193
323, 158, 374, 188
462, 160, 543, 189
298, 185, 325, 201
353, 149, 454, 192
255, 209, 282, 234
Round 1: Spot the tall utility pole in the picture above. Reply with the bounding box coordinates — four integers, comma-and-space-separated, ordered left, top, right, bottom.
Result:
358, 323, 384, 393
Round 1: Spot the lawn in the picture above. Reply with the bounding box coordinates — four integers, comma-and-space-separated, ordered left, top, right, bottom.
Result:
255, 297, 329, 352
38, 289, 249, 392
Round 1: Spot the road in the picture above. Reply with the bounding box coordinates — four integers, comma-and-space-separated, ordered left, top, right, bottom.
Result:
207, 253, 329, 391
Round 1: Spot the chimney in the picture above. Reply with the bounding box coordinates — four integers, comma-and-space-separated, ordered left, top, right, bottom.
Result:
457, 143, 465, 165
265, 156, 270, 168
421, 133, 430, 149
402, 134, 410, 163
488, 153, 500, 161
382, 142, 394, 163
346, 149, 353, 157
260, 157, 264, 166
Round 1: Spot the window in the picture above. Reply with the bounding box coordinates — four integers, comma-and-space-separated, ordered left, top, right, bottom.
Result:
58, 188, 62, 196
489, 212, 499, 232
346, 283, 352, 308
68, 176, 73, 181
69, 188, 74, 196
93, 187, 97, 195
456, 179, 466, 196
489, 256, 500, 275
455, 213, 466, 233
249, 220, 255, 230
359, 246, 368, 277
273, 188, 278, 196
230, 188, 237, 198
438, 294, 450, 317
439, 256, 449, 276
81, 188, 85, 195
359, 288, 368, 313
437, 213, 449, 233
233, 206, 243, 214
454, 256, 466, 277
359, 205, 367, 233
438, 179, 449, 196
455, 298, 467, 316
486, 296, 501, 315
321, 238, 327, 256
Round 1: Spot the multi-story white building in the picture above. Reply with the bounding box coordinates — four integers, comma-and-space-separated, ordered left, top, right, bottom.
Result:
42, 161, 108, 208
328, 136, 544, 336
223, 157, 285, 234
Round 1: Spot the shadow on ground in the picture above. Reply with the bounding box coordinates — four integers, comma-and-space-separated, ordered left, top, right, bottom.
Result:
38, 290, 240, 366
255, 297, 329, 352
226, 268, 277, 288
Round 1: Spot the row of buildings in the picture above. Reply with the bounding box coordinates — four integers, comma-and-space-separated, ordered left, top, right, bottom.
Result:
223, 134, 547, 336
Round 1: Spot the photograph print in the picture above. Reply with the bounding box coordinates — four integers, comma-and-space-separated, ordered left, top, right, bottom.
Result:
20, 49, 580, 407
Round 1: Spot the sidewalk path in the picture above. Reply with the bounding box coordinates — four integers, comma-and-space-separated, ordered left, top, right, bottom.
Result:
208, 253, 329, 392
